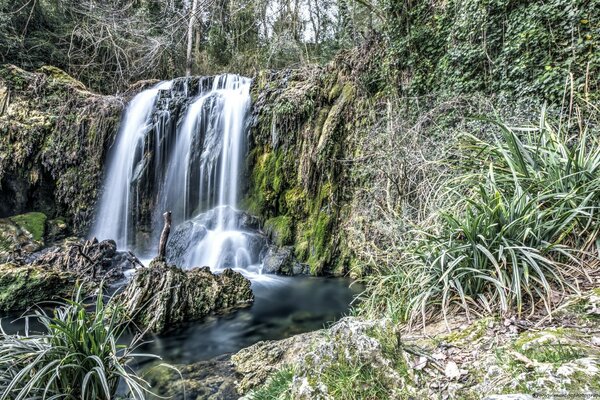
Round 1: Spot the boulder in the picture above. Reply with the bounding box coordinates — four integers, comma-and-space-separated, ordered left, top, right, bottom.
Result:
0, 262, 78, 312
118, 260, 253, 334
261, 245, 308, 275
146, 355, 238, 400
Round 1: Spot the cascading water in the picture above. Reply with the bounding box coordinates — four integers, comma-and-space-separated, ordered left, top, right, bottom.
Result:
92, 74, 265, 272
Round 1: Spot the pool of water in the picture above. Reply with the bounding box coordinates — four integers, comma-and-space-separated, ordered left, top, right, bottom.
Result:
136, 275, 361, 365
1, 275, 361, 366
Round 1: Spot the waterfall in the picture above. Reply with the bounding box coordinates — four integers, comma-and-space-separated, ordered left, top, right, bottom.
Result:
92, 75, 265, 271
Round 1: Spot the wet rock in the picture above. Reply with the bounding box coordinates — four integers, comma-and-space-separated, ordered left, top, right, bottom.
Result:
167, 206, 266, 266
0, 262, 78, 312
147, 355, 238, 400
27, 237, 140, 283
119, 259, 253, 334
261, 245, 308, 275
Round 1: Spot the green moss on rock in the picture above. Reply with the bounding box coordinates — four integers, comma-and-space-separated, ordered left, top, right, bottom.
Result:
9, 212, 47, 242
0, 263, 77, 312
264, 216, 293, 246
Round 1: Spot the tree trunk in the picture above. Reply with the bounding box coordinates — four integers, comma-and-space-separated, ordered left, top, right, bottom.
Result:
185, 0, 199, 76
157, 211, 172, 260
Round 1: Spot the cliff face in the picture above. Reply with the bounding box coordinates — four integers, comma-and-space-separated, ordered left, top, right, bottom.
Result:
244, 42, 386, 277
0, 65, 123, 234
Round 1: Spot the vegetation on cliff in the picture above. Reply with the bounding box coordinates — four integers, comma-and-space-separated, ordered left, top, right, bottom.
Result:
0, 65, 122, 234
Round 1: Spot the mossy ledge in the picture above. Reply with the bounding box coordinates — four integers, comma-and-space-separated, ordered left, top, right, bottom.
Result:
0, 64, 123, 234
245, 43, 383, 277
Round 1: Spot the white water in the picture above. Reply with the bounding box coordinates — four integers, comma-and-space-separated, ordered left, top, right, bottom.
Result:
92, 81, 172, 249
92, 75, 263, 273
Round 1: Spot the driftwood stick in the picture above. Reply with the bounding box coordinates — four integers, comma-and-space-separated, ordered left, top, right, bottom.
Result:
157, 211, 172, 260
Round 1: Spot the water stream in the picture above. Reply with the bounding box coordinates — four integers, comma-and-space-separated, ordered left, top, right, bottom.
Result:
87, 74, 358, 366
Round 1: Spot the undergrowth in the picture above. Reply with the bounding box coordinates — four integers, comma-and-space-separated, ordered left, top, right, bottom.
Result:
0, 285, 166, 400
361, 100, 600, 325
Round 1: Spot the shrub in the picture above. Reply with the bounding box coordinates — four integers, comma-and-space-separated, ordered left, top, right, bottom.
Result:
361, 104, 600, 324
0, 285, 162, 400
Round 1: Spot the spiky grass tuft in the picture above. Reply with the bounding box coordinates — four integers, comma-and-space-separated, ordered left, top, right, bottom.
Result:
0, 285, 164, 400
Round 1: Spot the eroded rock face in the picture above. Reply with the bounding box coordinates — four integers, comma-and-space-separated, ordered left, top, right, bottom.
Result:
0, 262, 78, 312
0, 65, 123, 233
119, 260, 254, 334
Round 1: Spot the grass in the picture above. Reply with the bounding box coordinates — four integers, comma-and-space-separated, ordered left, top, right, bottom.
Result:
0, 285, 164, 400
320, 356, 391, 400
248, 367, 295, 400
361, 104, 600, 324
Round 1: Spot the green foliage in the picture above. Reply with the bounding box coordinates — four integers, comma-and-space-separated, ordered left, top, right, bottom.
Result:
319, 356, 391, 400
381, 0, 598, 101
0, 285, 163, 399
362, 105, 600, 322
9, 212, 47, 242
264, 216, 293, 246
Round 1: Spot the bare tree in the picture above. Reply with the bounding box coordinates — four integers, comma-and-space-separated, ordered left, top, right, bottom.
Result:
186, 0, 199, 76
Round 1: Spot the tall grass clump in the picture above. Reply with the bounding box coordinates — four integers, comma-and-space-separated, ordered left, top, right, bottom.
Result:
0, 286, 162, 400
361, 104, 600, 325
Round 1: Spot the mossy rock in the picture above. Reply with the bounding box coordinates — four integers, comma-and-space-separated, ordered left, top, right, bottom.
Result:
9, 212, 47, 242
0, 263, 78, 312
264, 216, 293, 246
37, 66, 86, 90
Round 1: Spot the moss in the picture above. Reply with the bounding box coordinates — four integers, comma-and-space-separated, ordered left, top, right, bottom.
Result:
442, 317, 492, 347
264, 216, 293, 246
9, 212, 47, 242
0, 263, 77, 311
37, 66, 86, 90
513, 328, 590, 364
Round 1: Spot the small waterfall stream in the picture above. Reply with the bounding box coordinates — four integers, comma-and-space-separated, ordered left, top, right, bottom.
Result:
92, 75, 264, 271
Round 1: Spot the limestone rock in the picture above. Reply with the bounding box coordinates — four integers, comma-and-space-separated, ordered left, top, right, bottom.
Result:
119, 260, 253, 334
261, 245, 308, 275
0, 262, 78, 311
232, 317, 401, 396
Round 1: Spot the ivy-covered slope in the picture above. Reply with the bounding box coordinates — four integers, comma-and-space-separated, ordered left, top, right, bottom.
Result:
0, 65, 123, 233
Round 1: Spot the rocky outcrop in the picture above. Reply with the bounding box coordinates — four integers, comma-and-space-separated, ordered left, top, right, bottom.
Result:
0, 262, 79, 312
29, 238, 140, 282
0, 65, 123, 233
232, 288, 600, 399
0, 237, 142, 311
119, 260, 253, 334
245, 48, 381, 277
